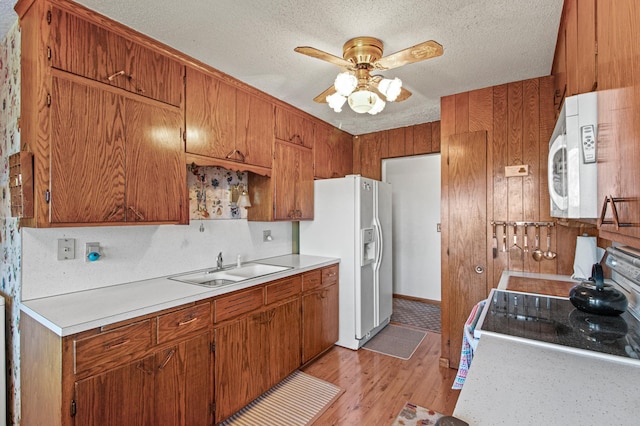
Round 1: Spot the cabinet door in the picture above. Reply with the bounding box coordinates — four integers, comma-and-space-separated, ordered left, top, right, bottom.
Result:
214, 316, 264, 424
74, 356, 154, 425
302, 283, 338, 363
155, 333, 213, 426
236, 89, 274, 168
50, 76, 126, 224
125, 98, 184, 222
295, 146, 315, 220
314, 124, 353, 179
266, 298, 301, 388
50, 7, 182, 106
273, 142, 314, 220
185, 68, 237, 160
275, 106, 315, 148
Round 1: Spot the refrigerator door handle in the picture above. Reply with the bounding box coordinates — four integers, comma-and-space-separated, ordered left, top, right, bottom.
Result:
373, 222, 383, 272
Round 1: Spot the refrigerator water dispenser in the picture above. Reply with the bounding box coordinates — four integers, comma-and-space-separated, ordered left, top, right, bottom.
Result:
361, 228, 376, 265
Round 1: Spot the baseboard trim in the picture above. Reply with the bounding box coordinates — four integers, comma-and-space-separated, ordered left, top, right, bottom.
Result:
393, 293, 441, 306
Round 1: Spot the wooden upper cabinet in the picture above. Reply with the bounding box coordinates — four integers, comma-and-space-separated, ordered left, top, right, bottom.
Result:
50, 76, 184, 225
314, 123, 353, 179
413, 122, 433, 155
49, 6, 183, 106
273, 142, 314, 220
236, 89, 274, 168
185, 67, 274, 169
275, 106, 315, 148
185, 67, 237, 160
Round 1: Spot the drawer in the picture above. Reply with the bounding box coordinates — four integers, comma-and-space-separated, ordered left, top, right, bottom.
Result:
74, 320, 152, 376
322, 265, 339, 286
157, 302, 211, 344
215, 287, 263, 323
265, 275, 302, 305
302, 270, 322, 292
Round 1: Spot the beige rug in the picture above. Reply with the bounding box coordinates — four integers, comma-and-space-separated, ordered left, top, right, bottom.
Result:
221, 370, 344, 425
362, 324, 426, 360
392, 402, 444, 426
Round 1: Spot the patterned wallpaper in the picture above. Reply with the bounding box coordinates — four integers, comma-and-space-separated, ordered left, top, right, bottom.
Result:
0, 21, 22, 425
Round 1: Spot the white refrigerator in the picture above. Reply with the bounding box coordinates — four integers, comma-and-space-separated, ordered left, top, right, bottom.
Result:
299, 175, 392, 350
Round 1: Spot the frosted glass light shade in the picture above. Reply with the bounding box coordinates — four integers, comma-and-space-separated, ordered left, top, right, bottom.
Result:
378, 77, 402, 102
326, 92, 347, 112
334, 72, 357, 96
348, 90, 381, 114
367, 94, 386, 115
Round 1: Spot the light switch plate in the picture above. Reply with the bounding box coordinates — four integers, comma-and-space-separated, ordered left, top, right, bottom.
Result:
505, 164, 529, 177
57, 238, 75, 260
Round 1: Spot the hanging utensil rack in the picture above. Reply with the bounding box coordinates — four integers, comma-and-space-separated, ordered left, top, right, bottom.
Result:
490, 221, 555, 227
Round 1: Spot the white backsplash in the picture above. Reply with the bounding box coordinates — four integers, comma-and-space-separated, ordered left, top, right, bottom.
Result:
22, 220, 293, 300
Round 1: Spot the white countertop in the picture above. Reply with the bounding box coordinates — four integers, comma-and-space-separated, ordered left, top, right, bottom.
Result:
21, 254, 338, 337
454, 333, 640, 425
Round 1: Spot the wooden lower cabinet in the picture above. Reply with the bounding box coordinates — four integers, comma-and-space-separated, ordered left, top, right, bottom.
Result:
73, 333, 212, 426
20, 266, 337, 426
213, 297, 301, 424
301, 265, 339, 363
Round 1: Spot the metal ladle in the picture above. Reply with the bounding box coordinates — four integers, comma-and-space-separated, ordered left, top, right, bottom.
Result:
532, 224, 544, 262
544, 225, 557, 260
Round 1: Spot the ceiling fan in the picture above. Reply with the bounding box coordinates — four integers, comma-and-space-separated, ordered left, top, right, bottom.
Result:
294, 37, 443, 115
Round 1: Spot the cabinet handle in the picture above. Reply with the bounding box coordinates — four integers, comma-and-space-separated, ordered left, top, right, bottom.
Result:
104, 339, 129, 350
178, 316, 197, 326
289, 134, 304, 145
598, 195, 634, 229
225, 149, 246, 163
136, 362, 153, 376
105, 205, 122, 221
107, 70, 126, 81
158, 349, 176, 370
128, 206, 145, 221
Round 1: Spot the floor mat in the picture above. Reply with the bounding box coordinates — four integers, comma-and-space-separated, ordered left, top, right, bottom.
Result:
391, 402, 444, 426
221, 370, 344, 426
391, 298, 441, 333
362, 324, 426, 360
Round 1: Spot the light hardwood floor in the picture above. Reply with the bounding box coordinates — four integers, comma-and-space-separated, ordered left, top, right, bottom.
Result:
301, 332, 461, 425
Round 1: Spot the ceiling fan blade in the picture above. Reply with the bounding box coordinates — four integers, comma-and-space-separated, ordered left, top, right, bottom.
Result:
313, 85, 337, 103
374, 40, 443, 70
394, 86, 412, 102
294, 46, 353, 69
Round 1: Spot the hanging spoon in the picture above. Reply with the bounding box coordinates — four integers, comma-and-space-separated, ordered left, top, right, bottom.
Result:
532, 224, 544, 262
544, 224, 557, 260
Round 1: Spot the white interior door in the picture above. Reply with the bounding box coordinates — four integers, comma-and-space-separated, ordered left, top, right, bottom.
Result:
382, 155, 441, 301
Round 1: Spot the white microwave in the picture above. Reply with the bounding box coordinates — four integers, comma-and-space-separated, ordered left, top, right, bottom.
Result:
548, 92, 598, 219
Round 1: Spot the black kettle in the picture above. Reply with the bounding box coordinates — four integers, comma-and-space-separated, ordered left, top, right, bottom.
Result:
569, 263, 628, 316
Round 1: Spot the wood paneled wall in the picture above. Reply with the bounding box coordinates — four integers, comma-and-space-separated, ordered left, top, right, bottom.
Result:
441, 76, 596, 287
352, 121, 441, 180
439, 76, 597, 366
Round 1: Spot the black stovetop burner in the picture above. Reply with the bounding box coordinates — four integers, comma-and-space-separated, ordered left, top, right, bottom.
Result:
479, 290, 640, 361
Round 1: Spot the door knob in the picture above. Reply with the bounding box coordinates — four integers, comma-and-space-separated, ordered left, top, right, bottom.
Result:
474, 265, 485, 274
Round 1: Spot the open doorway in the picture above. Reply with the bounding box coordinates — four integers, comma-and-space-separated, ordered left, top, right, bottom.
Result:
382, 154, 441, 300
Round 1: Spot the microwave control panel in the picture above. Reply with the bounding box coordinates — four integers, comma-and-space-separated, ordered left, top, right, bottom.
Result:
581, 124, 596, 164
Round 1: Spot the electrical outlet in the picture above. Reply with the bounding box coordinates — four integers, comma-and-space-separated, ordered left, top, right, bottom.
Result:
57, 238, 75, 260
85, 242, 102, 262
263, 230, 273, 242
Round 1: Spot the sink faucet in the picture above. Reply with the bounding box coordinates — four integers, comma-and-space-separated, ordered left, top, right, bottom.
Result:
217, 252, 223, 270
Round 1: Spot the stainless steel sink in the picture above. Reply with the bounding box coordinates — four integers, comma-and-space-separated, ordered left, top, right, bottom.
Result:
169, 263, 292, 288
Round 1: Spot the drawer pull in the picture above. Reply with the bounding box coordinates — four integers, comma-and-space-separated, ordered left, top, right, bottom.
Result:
104, 339, 129, 350
178, 317, 197, 326
158, 349, 176, 370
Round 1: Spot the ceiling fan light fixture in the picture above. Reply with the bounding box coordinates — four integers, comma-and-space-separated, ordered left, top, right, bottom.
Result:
348, 90, 382, 114
378, 77, 402, 102
367, 95, 386, 115
326, 92, 347, 112
334, 72, 357, 96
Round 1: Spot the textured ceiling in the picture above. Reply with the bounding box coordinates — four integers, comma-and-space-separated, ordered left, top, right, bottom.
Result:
0, 0, 563, 135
